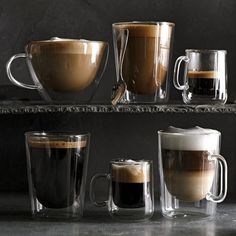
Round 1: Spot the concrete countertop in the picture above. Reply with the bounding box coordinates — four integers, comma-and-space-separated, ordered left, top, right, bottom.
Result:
0, 194, 235, 236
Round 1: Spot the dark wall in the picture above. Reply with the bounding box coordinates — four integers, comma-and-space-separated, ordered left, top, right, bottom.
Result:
0, 0, 236, 102
0, 0, 235, 201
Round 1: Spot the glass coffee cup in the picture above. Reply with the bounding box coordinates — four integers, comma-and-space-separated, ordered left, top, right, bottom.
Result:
112, 21, 175, 104
158, 126, 228, 219
6, 38, 109, 103
173, 49, 227, 104
25, 131, 90, 219
90, 159, 154, 221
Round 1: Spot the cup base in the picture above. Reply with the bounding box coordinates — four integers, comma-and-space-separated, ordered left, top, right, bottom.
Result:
119, 90, 168, 104
31, 199, 83, 220
110, 206, 154, 222
162, 210, 214, 220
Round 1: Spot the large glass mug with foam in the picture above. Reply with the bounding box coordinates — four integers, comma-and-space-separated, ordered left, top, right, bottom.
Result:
112, 21, 174, 104
173, 49, 227, 104
158, 127, 228, 219
6, 38, 109, 103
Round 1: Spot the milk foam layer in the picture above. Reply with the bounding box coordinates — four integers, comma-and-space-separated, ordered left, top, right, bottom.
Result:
160, 126, 220, 151
112, 160, 150, 183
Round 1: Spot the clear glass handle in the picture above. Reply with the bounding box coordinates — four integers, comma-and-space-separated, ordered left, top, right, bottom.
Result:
173, 55, 189, 90
90, 173, 110, 207
6, 53, 41, 90
206, 154, 228, 203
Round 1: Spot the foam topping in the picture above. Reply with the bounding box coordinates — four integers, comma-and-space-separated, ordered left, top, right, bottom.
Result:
112, 160, 150, 183
160, 126, 220, 151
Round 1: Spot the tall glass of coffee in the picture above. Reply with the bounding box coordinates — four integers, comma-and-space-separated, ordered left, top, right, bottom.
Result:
25, 131, 90, 219
173, 49, 227, 104
158, 127, 228, 219
112, 21, 174, 104
90, 159, 154, 221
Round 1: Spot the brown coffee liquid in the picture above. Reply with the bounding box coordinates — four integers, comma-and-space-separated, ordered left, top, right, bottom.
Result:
31, 53, 100, 92
28, 40, 106, 92
187, 71, 218, 96
162, 149, 215, 202
29, 140, 87, 208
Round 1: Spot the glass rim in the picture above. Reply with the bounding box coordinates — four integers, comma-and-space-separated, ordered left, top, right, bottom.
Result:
110, 159, 152, 165
112, 21, 175, 27
158, 130, 221, 136
185, 49, 227, 53
25, 131, 90, 139
28, 38, 108, 45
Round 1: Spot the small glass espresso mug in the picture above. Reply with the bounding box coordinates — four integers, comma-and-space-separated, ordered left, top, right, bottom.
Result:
25, 131, 90, 219
158, 126, 228, 219
173, 49, 227, 104
90, 159, 154, 221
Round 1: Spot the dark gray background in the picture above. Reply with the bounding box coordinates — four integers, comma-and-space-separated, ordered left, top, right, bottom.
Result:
0, 0, 235, 201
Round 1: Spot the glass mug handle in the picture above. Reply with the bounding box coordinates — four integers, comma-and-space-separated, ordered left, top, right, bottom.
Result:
206, 154, 228, 203
90, 173, 110, 207
173, 55, 190, 90
6, 53, 41, 89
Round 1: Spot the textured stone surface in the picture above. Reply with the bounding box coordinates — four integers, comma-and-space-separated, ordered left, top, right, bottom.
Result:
0, 103, 236, 114
0, 194, 236, 236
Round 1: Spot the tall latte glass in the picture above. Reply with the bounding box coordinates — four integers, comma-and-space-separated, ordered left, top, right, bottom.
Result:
25, 132, 90, 219
158, 127, 227, 219
112, 21, 174, 104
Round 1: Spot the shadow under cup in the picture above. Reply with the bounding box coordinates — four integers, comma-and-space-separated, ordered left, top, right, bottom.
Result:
25, 132, 90, 219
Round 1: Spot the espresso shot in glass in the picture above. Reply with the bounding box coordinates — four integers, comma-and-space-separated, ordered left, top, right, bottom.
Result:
25, 131, 90, 219
90, 159, 154, 222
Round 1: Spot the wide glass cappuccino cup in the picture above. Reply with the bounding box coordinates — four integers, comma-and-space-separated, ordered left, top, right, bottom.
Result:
158, 127, 227, 219
112, 21, 174, 104
6, 38, 109, 103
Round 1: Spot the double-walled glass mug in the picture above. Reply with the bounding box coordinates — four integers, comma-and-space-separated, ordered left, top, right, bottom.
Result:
173, 49, 227, 104
112, 21, 175, 104
158, 126, 228, 219
6, 38, 109, 103
90, 159, 154, 221
25, 132, 90, 219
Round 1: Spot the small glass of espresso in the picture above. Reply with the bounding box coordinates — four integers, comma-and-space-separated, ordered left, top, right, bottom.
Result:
173, 49, 227, 104
25, 131, 90, 219
90, 159, 154, 221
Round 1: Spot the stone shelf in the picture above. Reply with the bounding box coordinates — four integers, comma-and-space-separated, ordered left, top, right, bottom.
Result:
0, 102, 236, 114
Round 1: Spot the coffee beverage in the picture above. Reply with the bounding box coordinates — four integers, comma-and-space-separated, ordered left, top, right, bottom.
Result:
28, 138, 87, 208
161, 127, 219, 202
112, 160, 150, 208
187, 71, 218, 96
27, 39, 107, 92
113, 23, 172, 94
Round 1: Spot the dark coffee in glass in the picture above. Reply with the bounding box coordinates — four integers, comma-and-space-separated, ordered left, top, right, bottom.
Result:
28, 138, 87, 209
187, 71, 218, 96
111, 160, 150, 208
